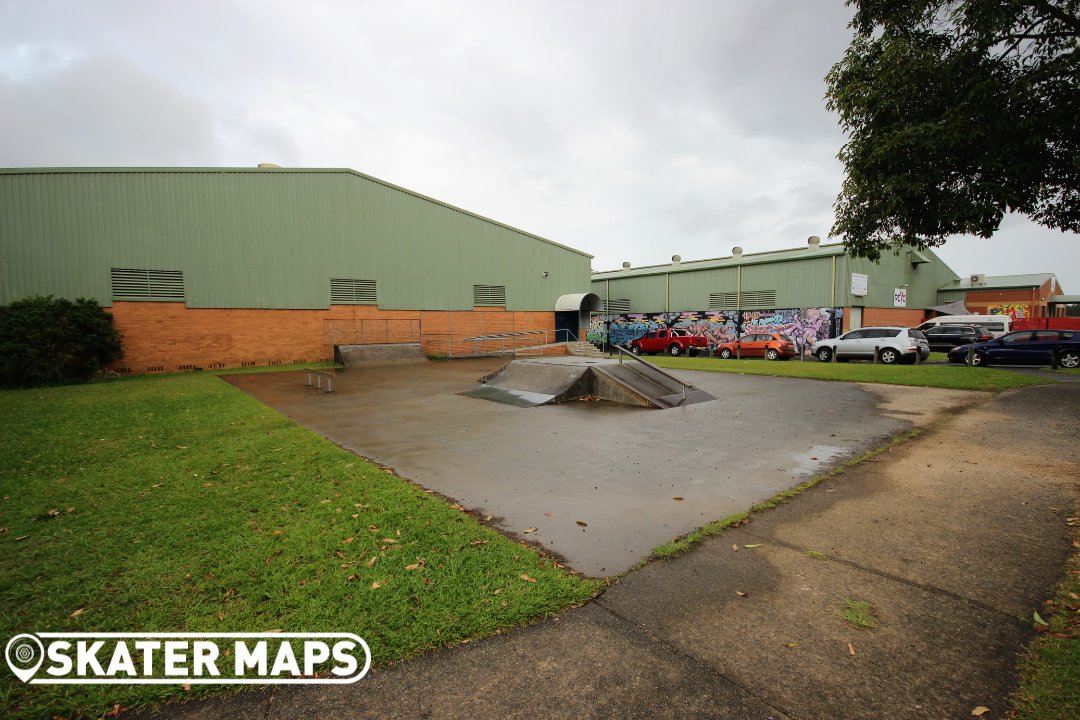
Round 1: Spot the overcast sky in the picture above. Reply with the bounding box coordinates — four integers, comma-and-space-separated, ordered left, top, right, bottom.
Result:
2, 0, 1076, 292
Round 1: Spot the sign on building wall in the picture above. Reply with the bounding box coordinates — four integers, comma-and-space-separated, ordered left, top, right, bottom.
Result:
893, 288, 907, 307
851, 273, 868, 296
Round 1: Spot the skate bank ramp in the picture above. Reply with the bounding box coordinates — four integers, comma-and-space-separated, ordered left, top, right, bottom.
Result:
462, 357, 716, 408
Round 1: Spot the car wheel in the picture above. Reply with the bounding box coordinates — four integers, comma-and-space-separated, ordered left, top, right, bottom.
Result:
719, 348, 733, 359
970, 351, 986, 367
878, 348, 899, 365
765, 348, 779, 361
630, 345, 641, 356
816, 347, 832, 363
668, 344, 682, 356
1057, 349, 1080, 369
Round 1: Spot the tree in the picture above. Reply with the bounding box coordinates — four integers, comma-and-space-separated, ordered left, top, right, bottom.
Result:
826, 0, 1080, 260
0, 296, 123, 388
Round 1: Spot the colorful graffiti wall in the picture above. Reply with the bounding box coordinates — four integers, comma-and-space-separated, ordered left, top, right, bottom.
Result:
587, 307, 845, 352
988, 304, 1030, 320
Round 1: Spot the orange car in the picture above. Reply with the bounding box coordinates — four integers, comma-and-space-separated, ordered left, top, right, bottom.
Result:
716, 332, 797, 360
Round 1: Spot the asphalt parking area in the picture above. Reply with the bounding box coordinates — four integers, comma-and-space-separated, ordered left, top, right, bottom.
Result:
225, 359, 974, 576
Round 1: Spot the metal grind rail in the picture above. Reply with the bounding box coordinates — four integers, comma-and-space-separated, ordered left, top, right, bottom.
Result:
304, 368, 336, 393
610, 345, 698, 404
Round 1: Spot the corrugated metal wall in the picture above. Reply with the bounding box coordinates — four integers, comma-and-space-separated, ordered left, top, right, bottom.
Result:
592, 247, 959, 313
0, 169, 592, 311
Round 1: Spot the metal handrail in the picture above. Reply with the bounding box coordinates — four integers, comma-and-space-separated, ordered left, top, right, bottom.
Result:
304, 368, 335, 393
609, 345, 695, 402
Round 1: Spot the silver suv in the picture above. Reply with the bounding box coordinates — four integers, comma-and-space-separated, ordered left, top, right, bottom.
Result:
811, 327, 930, 364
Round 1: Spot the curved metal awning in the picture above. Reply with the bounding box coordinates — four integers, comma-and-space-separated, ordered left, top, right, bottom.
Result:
555, 292, 603, 312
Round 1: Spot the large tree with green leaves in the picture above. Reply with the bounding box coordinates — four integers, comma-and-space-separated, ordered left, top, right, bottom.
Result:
826, 0, 1079, 259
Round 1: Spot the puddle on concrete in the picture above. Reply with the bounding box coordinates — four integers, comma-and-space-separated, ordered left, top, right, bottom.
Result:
790, 445, 846, 479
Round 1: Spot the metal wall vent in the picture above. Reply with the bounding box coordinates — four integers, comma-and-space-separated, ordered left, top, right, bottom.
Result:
606, 298, 632, 313
111, 268, 185, 300
739, 290, 777, 308
709, 291, 738, 309
473, 284, 506, 306
330, 278, 377, 304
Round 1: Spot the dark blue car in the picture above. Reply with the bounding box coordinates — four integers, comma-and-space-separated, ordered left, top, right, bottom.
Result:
947, 329, 1080, 368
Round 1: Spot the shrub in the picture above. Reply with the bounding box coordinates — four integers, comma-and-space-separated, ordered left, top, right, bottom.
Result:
0, 295, 123, 388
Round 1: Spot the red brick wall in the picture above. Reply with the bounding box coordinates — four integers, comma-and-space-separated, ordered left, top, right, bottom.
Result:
861, 308, 927, 328
964, 288, 1043, 318
106, 303, 557, 373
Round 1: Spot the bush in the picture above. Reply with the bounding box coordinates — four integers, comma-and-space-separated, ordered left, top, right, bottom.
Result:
0, 295, 123, 388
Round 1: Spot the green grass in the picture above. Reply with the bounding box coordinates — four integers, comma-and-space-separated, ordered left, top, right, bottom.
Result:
0, 372, 600, 719
838, 598, 877, 629
648, 355, 1051, 391
805, 549, 828, 560
1010, 526, 1080, 719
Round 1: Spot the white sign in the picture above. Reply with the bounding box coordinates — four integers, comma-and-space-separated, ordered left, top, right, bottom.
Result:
850, 273, 868, 296
893, 288, 908, 307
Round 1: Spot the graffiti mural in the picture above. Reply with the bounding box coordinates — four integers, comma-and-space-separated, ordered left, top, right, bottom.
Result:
988, 304, 1029, 320
590, 307, 844, 353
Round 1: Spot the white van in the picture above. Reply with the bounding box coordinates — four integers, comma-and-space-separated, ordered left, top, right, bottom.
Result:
914, 315, 1012, 337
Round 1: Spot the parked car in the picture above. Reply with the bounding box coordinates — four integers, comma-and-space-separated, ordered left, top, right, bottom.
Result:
811, 327, 930, 364
628, 328, 709, 357
920, 324, 994, 353
946, 329, 1080, 367
716, 332, 797, 360
914, 315, 1011, 337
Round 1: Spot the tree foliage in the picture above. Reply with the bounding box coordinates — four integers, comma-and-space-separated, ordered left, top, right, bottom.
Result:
826, 0, 1080, 259
0, 295, 123, 388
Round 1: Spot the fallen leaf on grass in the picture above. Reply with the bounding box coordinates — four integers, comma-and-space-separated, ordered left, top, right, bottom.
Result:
786, 642, 799, 648
341, 537, 354, 544
523, 528, 537, 534
335, 551, 345, 559
971, 707, 990, 716
366, 557, 377, 568
182, 683, 191, 691
848, 642, 856, 657
520, 574, 536, 583
15, 535, 29, 541
346, 574, 358, 581
493, 589, 502, 595
1033, 611, 1049, 626
404, 564, 420, 571
469, 540, 488, 546
69, 608, 85, 618
371, 581, 381, 589
368, 525, 378, 532
381, 538, 398, 544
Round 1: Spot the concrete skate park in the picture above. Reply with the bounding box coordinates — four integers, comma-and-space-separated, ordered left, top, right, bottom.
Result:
226, 355, 971, 577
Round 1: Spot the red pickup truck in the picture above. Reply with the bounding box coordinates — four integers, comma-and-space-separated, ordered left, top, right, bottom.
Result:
628, 328, 709, 357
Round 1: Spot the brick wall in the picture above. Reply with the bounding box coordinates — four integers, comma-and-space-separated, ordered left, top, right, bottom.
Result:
107, 303, 557, 373
861, 308, 927, 328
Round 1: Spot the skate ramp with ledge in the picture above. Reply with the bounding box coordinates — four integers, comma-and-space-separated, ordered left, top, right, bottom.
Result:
462, 356, 716, 408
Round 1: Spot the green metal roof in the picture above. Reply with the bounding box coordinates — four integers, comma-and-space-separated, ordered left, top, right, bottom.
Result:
0, 167, 592, 259
938, 273, 1055, 291
591, 242, 847, 279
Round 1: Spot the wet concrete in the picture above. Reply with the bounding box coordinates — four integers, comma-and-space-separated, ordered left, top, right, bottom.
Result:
226, 360, 935, 576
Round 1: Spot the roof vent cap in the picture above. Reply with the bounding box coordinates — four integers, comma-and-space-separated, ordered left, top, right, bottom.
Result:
731, 246, 743, 259
808, 235, 821, 249
671, 255, 681, 264
970, 273, 986, 285
622, 261, 631, 270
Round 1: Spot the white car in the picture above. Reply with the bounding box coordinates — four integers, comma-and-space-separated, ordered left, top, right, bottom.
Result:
811, 327, 930, 364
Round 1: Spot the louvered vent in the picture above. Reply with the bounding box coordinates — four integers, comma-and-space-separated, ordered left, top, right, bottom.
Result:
330, 278, 377, 304
739, 290, 776, 308
473, 284, 506, 306
708, 292, 738, 309
111, 268, 185, 300
606, 298, 631, 313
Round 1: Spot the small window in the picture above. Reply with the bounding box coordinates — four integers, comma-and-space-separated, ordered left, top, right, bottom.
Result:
882, 329, 902, 337
646, 331, 657, 339
1002, 332, 1033, 344
473, 284, 506, 306
330, 279, 377, 304
111, 268, 184, 301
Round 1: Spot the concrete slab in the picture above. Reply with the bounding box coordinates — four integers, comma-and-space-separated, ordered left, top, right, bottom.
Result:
260, 604, 790, 720
223, 362, 970, 577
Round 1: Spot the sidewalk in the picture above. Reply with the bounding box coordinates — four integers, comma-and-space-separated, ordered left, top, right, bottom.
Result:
137, 383, 1079, 720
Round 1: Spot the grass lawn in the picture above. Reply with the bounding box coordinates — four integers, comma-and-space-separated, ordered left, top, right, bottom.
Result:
647, 355, 1051, 391
1011, 527, 1080, 719
0, 371, 600, 719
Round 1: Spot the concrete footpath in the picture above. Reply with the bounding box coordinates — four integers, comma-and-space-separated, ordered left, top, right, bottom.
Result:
137, 383, 1079, 720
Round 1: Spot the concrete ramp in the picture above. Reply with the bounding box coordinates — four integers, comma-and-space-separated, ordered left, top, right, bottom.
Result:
463, 357, 715, 408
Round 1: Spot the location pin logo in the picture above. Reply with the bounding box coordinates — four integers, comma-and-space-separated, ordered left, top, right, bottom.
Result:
5, 634, 44, 683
